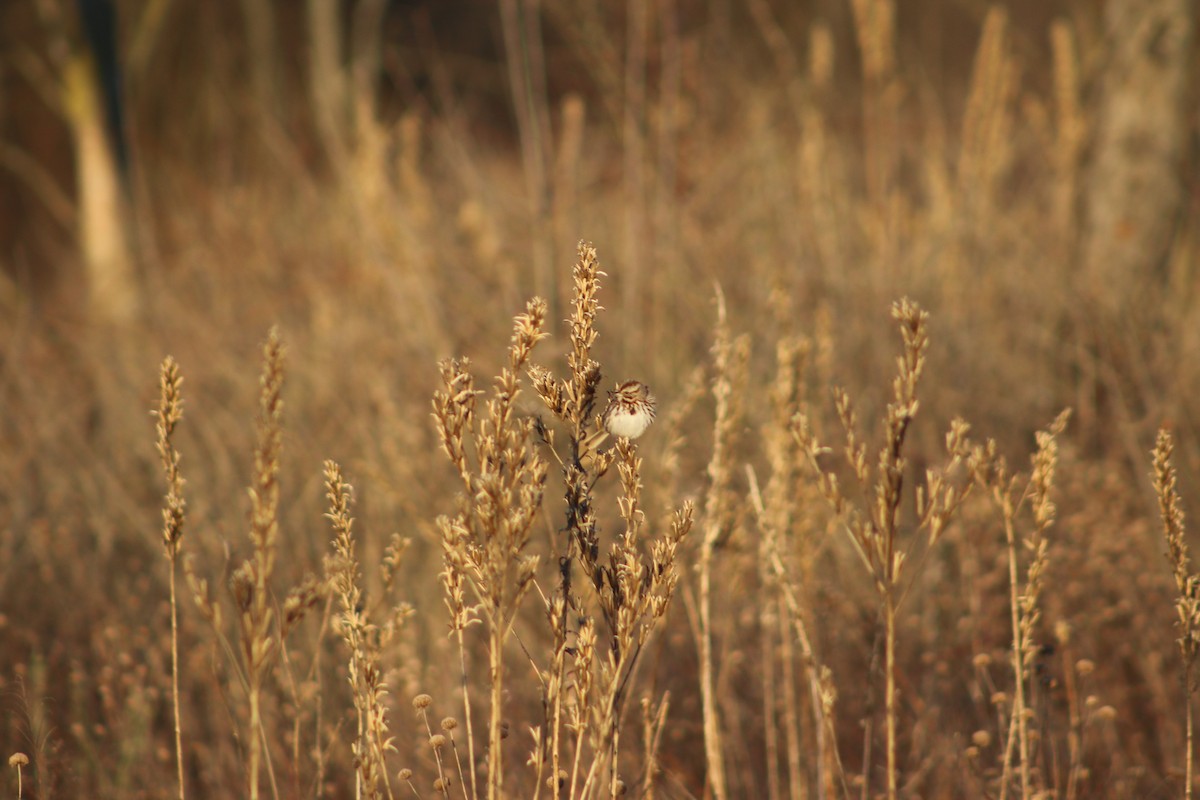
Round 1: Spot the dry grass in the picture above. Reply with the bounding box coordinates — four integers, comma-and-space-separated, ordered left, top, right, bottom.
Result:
153, 355, 187, 800
2, 2, 1199, 798
1157, 428, 1200, 800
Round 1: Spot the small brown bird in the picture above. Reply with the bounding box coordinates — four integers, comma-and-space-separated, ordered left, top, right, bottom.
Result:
602, 380, 657, 440
577, 380, 657, 463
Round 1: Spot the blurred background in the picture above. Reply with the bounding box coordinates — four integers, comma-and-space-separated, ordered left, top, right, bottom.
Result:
1, 0, 1198, 797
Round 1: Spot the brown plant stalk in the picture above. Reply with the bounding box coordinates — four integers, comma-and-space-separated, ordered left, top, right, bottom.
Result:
434, 298, 549, 799
154, 356, 188, 800
794, 299, 975, 800
238, 328, 286, 800
975, 410, 1069, 800
1155, 428, 1200, 800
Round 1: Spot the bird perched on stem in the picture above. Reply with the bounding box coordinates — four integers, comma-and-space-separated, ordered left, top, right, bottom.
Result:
577, 380, 656, 463
601, 380, 656, 439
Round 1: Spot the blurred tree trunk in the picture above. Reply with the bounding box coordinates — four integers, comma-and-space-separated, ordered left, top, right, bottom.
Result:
65, 51, 136, 324
34, 0, 141, 324
306, 0, 387, 173
1081, 0, 1195, 309
16, 0, 176, 324
307, 0, 351, 171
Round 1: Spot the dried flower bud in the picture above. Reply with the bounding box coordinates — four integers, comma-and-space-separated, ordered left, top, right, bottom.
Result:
8, 753, 29, 767
441, 717, 458, 731
413, 694, 433, 710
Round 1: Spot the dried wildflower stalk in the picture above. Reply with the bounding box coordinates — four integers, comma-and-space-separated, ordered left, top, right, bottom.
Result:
793, 299, 975, 800
324, 461, 395, 800
236, 327, 287, 800
433, 298, 549, 800
154, 356, 188, 800
576, 440, 692, 799
974, 409, 1069, 800
175, 328, 322, 800
529, 242, 612, 793
1155, 428, 1200, 800
433, 242, 691, 799
529, 243, 692, 799
529, 240, 610, 575
433, 353, 482, 800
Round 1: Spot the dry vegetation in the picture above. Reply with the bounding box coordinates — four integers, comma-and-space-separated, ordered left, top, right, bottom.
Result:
2, 1, 1199, 798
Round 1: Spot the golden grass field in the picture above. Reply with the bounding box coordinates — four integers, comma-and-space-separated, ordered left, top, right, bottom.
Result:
2, 1, 1199, 798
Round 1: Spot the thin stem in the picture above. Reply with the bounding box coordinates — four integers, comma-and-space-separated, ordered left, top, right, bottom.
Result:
884, 587, 896, 800
488, 623, 504, 800
457, 629, 479, 800
249, 683, 262, 800
155, 355, 187, 800
760, 589, 781, 800
549, 628, 564, 800
1187, 663, 1194, 800
169, 559, 186, 800
698, 539, 727, 800
999, 504, 1029, 800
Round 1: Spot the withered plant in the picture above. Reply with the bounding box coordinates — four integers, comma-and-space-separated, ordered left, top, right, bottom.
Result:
324, 460, 400, 800
1155, 428, 1200, 800
793, 299, 976, 800
178, 330, 325, 800
153, 356, 188, 800
972, 409, 1070, 800
433, 242, 692, 800
433, 297, 548, 800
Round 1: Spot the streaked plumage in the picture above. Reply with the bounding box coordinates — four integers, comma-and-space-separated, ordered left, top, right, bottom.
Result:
602, 380, 656, 440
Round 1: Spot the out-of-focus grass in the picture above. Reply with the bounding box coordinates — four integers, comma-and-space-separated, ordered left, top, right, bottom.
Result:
1, 2, 1197, 797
